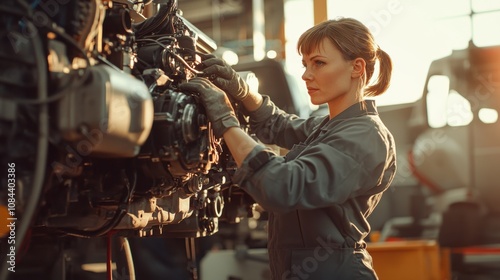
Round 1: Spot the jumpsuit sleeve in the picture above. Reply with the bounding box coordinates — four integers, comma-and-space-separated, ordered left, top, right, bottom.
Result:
247, 95, 326, 150
233, 120, 394, 214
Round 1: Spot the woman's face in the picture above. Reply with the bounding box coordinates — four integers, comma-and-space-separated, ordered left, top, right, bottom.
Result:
301, 38, 356, 107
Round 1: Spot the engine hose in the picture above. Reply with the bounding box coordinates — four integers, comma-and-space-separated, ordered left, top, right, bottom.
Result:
63, 208, 128, 239
134, 4, 173, 38
407, 149, 443, 194
60, 171, 137, 238
106, 235, 136, 280
0, 19, 49, 280
119, 236, 136, 280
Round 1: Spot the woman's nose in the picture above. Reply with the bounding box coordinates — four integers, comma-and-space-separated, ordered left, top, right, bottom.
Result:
301, 69, 312, 81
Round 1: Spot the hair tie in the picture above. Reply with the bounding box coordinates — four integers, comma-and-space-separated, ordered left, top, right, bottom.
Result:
376, 46, 382, 57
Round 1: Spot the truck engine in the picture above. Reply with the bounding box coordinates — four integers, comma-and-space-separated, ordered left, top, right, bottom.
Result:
0, 0, 254, 278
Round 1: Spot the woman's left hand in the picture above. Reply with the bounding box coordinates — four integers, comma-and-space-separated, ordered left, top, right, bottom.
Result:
178, 77, 240, 138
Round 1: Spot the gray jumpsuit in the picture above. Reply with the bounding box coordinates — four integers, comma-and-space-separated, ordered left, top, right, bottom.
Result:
233, 96, 397, 280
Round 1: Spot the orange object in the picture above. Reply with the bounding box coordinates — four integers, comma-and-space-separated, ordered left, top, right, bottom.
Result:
0, 204, 11, 237
367, 240, 450, 280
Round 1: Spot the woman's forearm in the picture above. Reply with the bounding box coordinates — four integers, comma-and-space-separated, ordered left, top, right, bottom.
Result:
224, 91, 264, 166
222, 127, 261, 167
241, 91, 263, 112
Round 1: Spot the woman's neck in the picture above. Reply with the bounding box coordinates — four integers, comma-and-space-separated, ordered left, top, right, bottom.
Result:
328, 91, 363, 119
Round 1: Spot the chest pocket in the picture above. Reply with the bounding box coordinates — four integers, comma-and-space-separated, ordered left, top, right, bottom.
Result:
285, 143, 307, 162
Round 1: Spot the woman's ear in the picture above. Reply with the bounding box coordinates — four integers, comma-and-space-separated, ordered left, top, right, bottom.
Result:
351, 58, 366, 79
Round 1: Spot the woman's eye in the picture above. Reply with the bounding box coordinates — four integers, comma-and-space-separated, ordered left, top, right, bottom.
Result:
314, 60, 325, 66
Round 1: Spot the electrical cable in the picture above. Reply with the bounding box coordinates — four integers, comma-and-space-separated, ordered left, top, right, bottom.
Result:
136, 38, 203, 75
60, 172, 136, 238
0, 18, 49, 280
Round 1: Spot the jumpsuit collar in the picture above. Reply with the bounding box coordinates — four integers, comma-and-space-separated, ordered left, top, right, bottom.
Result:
333, 99, 378, 120
320, 99, 379, 130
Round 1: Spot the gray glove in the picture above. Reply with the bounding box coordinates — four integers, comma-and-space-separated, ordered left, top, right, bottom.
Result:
178, 77, 239, 138
198, 58, 249, 101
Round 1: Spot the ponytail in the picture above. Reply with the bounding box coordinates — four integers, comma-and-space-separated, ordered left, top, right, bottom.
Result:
364, 48, 392, 97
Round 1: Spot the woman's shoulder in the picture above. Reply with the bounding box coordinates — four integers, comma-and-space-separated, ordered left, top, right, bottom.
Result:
320, 114, 393, 149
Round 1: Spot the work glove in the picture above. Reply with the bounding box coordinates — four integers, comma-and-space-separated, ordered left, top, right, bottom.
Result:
197, 57, 250, 101
178, 77, 239, 138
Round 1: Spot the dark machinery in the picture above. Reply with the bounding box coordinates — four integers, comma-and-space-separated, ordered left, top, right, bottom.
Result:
0, 0, 254, 279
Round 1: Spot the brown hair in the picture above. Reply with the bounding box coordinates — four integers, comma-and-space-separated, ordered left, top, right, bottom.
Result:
297, 18, 392, 97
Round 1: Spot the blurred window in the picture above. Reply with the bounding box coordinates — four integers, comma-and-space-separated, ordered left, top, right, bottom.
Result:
446, 90, 473, 127
426, 75, 450, 128
473, 11, 500, 47
478, 108, 499, 124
